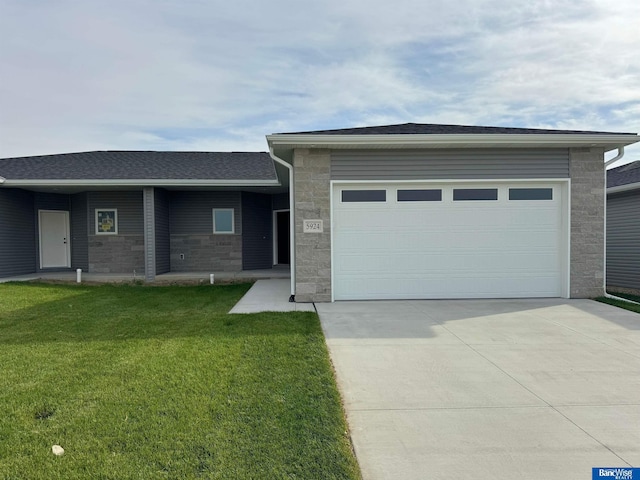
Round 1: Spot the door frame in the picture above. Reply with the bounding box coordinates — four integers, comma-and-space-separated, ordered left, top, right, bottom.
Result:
38, 209, 71, 269
273, 209, 290, 265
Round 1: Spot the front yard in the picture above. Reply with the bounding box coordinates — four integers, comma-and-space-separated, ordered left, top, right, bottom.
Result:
0, 282, 361, 479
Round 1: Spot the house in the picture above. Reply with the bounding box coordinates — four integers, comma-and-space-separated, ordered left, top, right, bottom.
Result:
2, 123, 639, 301
266, 123, 639, 302
606, 160, 640, 295
0, 151, 291, 280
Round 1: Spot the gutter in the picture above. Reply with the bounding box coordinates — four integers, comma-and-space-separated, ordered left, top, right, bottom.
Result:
607, 182, 640, 195
268, 147, 296, 301
0, 176, 5, 184
266, 133, 640, 150
0, 179, 280, 187
604, 146, 625, 167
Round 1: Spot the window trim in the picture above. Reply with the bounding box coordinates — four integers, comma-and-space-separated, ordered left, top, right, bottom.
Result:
212, 208, 235, 234
95, 208, 118, 235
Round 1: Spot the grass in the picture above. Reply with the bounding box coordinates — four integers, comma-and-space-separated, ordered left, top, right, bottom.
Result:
595, 291, 640, 314
0, 282, 361, 480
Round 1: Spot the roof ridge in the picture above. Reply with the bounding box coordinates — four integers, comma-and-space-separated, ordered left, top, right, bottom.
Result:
0, 151, 270, 161
276, 122, 638, 136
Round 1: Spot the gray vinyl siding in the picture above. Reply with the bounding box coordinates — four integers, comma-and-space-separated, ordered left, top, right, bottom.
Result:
272, 193, 289, 211
154, 188, 170, 274
169, 191, 242, 235
331, 148, 570, 180
70, 193, 89, 270
0, 188, 36, 276
242, 192, 273, 270
87, 191, 144, 235
606, 191, 640, 290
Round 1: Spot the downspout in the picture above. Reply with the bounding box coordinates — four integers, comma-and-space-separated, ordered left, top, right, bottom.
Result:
0, 176, 5, 184
603, 146, 625, 299
604, 292, 640, 305
269, 147, 296, 301
604, 146, 625, 167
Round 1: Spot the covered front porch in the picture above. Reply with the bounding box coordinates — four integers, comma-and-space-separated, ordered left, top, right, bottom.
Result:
0, 151, 293, 289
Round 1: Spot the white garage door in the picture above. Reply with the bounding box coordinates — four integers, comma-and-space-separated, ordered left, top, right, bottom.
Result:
332, 182, 567, 300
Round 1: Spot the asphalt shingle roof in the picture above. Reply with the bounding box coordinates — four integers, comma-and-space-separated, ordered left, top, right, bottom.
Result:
279, 122, 636, 136
0, 151, 276, 181
607, 160, 640, 188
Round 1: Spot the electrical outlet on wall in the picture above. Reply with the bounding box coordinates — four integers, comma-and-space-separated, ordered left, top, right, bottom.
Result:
179, 253, 185, 260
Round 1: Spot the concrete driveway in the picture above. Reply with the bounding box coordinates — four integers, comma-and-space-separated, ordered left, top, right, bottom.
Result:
316, 299, 640, 480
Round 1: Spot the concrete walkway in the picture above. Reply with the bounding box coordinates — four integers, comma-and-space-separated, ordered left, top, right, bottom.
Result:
317, 299, 640, 480
229, 279, 315, 313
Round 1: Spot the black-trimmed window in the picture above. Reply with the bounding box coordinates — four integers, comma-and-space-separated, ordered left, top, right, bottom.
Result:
509, 188, 553, 200
397, 189, 442, 202
453, 188, 498, 201
341, 190, 386, 202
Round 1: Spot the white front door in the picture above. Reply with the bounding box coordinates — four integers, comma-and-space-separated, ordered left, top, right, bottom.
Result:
39, 210, 71, 268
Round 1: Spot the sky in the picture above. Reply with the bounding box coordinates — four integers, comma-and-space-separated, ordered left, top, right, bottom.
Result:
1, 0, 639, 164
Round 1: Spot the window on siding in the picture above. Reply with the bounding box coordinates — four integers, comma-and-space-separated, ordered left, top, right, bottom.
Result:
341, 190, 386, 202
397, 189, 442, 202
95, 209, 118, 235
453, 189, 498, 201
509, 188, 553, 200
213, 209, 234, 234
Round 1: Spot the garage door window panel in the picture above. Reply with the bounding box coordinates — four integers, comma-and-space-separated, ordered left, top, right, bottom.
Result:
509, 188, 553, 200
453, 188, 498, 201
397, 189, 442, 202
341, 190, 386, 202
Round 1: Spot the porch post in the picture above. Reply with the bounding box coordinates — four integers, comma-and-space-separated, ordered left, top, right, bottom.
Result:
142, 187, 156, 282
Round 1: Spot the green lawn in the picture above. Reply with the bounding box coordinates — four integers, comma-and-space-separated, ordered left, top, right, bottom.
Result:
0, 282, 361, 480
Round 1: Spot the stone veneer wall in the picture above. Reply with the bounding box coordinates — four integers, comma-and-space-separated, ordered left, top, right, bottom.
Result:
293, 149, 332, 302
170, 235, 242, 272
88, 235, 145, 274
569, 147, 605, 298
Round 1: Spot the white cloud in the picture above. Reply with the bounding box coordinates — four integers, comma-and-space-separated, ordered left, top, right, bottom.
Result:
0, 0, 639, 157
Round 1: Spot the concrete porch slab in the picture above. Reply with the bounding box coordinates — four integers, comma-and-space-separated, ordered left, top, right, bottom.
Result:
0, 268, 290, 284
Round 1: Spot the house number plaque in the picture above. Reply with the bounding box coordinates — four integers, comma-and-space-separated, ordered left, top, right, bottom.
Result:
303, 219, 323, 233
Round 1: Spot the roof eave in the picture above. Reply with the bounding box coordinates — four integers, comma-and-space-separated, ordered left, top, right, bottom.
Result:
607, 182, 640, 194
266, 133, 640, 152
0, 179, 281, 187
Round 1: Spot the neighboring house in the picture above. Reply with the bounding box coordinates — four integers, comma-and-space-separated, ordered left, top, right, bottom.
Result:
2, 123, 639, 302
606, 160, 640, 294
